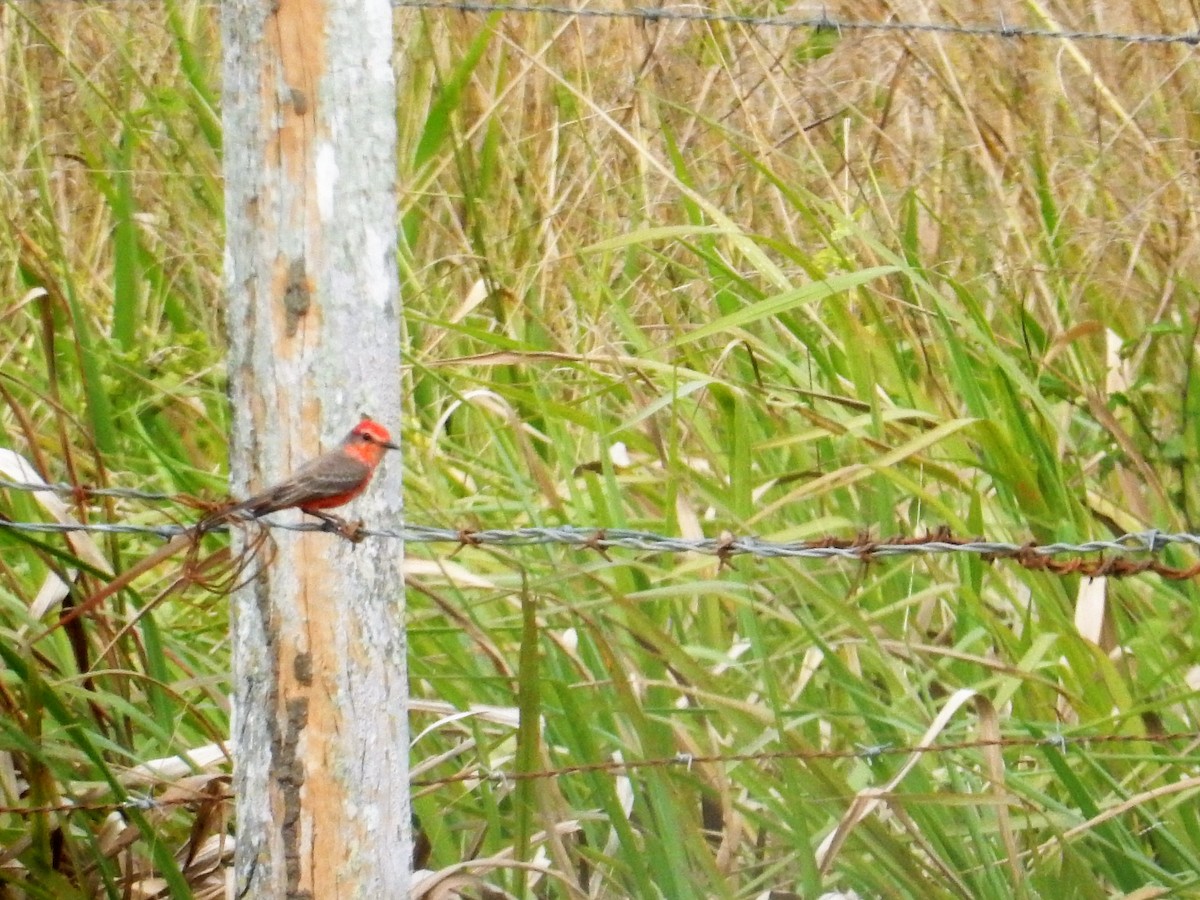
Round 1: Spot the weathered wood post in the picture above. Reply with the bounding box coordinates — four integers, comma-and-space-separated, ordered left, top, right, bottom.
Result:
222, 0, 409, 894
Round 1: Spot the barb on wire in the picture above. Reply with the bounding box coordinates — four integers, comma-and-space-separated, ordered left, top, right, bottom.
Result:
392, 0, 1200, 47
3, 728, 1194, 817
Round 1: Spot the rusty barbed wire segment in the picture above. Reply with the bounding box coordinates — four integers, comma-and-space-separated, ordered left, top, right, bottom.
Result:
2, 474, 1200, 577
2, 729, 1196, 818
390, 0, 1200, 46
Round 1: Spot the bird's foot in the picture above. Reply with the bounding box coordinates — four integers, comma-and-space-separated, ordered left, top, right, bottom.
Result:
339, 519, 367, 544
307, 511, 367, 543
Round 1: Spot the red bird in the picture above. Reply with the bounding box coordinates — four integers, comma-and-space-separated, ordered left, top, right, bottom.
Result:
201, 417, 399, 535
40, 418, 400, 640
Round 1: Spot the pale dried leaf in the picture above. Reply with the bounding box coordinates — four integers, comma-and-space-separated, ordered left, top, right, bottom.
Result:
1074, 577, 1110, 650
449, 278, 490, 324
1105, 328, 1133, 395
974, 694, 1021, 888
119, 743, 230, 786
0, 448, 113, 620
404, 558, 498, 589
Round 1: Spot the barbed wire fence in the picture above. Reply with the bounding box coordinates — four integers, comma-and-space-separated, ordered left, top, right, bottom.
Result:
2, 729, 1197, 819
4, 470, 1198, 820
3, 477, 1200, 578
390, 0, 1200, 46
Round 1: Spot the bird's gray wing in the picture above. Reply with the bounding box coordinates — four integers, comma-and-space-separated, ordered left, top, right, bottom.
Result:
237, 455, 372, 516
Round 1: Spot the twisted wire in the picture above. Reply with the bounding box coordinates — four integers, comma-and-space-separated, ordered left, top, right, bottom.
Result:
0, 474, 1194, 564
391, 1, 1200, 46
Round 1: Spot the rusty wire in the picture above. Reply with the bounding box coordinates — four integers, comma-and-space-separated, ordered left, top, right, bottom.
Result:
2, 472, 1199, 579
2, 728, 1196, 818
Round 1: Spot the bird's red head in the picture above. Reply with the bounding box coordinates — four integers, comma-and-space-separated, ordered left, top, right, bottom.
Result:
350, 417, 399, 448
341, 417, 400, 466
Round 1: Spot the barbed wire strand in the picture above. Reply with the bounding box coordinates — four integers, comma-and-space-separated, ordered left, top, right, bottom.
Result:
0, 516, 1194, 558
390, 0, 1200, 47
1, 729, 1195, 817
3, 478, 1199, 577
0, 477, 180, 503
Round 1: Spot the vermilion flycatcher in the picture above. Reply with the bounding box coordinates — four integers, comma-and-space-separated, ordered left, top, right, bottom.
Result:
38, 418, 399, 639
200, 416, 400, 534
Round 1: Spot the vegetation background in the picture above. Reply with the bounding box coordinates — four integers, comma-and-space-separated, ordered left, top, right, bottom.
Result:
2, 1, 1199, 897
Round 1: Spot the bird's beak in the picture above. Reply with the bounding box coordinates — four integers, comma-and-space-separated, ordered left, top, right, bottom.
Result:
382, 438, 401, 451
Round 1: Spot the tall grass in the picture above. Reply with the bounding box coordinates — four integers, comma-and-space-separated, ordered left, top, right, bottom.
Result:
2, 1, 1199, 896
0, 2, 227, 896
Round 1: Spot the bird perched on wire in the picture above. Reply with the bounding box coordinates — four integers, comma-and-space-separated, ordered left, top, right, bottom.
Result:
198, 416, 400, 538
36, 417, 399, 640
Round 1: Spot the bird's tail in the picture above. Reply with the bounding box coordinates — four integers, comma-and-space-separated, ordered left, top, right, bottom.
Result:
195, 499, 252, 534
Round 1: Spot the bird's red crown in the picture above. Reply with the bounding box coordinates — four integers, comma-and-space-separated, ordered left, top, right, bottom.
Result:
345, 417, 400, 453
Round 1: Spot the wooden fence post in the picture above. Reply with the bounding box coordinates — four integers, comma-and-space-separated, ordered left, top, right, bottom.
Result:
222, 0, 409, 894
